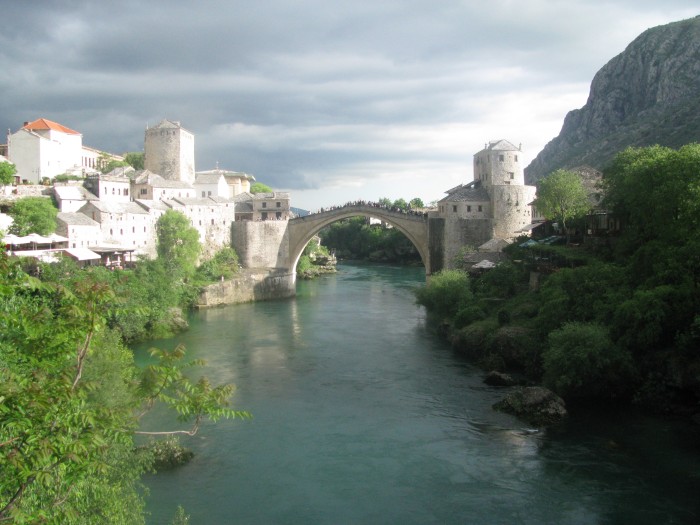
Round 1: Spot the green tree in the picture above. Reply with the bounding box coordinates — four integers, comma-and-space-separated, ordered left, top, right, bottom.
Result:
0, 254, 249, 523
534, 169, 590, 240
378, 197, 392, 207
409, 197, 424, 209
197, 247, 240, 281
250, 182, 273, 194
124, 152, 145, 170
604, 144, 700, 250
414, 269, 472, 320
101, 159, 130, 174
8, 197, 58, 235
156, 210, 201, 278
543, 322, 635, 400
0, 161, 17, 186
392, 198, 408, 210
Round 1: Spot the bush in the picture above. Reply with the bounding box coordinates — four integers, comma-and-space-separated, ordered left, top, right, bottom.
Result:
453, 305, 487, 328
414, 269, 472, 320
543, 322, 636, 401
198, 247, 240, 281
141, 437, 194, 471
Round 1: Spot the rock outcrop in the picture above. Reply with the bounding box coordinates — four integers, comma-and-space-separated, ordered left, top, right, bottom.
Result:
525, 16, 700, 184
493, 386, 567, 426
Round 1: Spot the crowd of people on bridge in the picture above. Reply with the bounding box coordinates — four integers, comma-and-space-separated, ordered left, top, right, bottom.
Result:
304, 200, 429, 219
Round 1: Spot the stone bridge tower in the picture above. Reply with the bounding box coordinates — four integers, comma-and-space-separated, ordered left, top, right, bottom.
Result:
474, 139, 536, 240
144, 119, 196, 185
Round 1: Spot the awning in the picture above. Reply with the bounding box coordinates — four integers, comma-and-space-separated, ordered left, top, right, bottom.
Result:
517, 222, 544, 232
472, 259, 497, 269
63, 248, 101, 261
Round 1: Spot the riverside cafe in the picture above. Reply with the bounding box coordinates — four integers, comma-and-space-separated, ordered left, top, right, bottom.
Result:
3, 233, 135, 268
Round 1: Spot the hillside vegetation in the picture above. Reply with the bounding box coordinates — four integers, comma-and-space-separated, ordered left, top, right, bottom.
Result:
417, 144, 700, 415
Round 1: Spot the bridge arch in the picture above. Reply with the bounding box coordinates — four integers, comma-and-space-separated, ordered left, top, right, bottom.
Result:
287, 205, 431, 282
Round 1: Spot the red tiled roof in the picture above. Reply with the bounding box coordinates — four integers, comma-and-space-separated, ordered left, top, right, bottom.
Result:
22, 118, 81, 135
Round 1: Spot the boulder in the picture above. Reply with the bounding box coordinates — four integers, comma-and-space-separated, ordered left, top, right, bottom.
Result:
484, 370, 517, 387
493, 386, 567, 426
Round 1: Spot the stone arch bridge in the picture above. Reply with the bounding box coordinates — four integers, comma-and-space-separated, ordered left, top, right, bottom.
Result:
231, 204, 446, 297
288, 204, 440, 276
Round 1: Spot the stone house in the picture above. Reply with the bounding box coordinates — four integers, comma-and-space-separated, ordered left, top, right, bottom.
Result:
53, 184, 98, 212
438, 140, 537, 265
83, 172, 132, 203
56, 212, 101, 249
162, 196, 236, 259
132, 170, 196, 201
78, 201, 152, 253
193, 171, 229, 199
7, 118, 122, 184
253, 192, 291, 221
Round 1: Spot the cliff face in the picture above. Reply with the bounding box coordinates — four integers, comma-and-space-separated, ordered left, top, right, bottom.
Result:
525, 16, 700, 184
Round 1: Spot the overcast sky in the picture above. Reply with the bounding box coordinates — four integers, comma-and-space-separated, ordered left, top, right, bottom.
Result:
1, 1, 697, 210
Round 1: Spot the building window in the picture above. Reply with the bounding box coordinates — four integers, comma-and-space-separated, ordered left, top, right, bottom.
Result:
262, 212, 268, 220
132, 227, 135, 233
211, 219, 214, 225
276, 212, 281, 219
276, 202, 281, 208
112, 188, 115, 194
514, 155, 518, 162
202, 191, 206, 197
499, 154, 504, 161
262, 202, 267, 208
124, 189, 128, 196
509, 172, 514, 179
452, 205, 457, 213
467, 205, 471, 212
478, 205, 483, 212
208, 191, 212, 197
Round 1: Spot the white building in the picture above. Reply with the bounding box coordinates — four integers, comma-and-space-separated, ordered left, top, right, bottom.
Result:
78, 201, 152, 253
56, 212, 101, 249
193, 171, 229, 199
7, 118, 123, 184
133, 170, 196, 201
162, 196, 236, 259
53, 185, 99, 212
195, 168, 255, 198
83, 173, 132, 203
8, 119, 83, 183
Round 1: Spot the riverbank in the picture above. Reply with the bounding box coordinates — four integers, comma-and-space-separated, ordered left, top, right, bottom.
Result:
140, 262, 700, 525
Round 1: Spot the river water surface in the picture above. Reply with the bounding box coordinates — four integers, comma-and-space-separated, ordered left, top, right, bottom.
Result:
137, 263, 700, 524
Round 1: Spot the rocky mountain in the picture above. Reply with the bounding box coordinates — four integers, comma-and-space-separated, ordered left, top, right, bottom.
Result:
525, 16, 700, 184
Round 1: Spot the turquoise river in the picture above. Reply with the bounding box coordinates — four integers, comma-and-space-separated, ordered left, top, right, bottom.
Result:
136, 263, 700, 524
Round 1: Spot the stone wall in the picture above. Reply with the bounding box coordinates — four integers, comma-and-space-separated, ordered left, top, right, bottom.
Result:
490, 185, 536, 239
442, 217, 493, 268
231, 220, 290, 269
196, 269, 296, 307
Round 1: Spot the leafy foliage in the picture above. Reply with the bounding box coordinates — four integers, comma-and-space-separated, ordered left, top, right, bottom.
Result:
0, 253, 248, 523
543, 322, 635, 400
534, 169, 590, 236
0, 161, 17, 185
8, 197, 58, 235
197, 247, 240, 281
124, 152, 144, 170
414, 269, 472, 320
249, 182, 273, 194
156, 210, 201, 278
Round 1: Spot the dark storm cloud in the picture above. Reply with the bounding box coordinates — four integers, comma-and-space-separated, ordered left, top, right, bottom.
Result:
1, 0, 698, 207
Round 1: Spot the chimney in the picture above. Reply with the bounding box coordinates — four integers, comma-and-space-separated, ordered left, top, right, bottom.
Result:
23, 122, 29, 127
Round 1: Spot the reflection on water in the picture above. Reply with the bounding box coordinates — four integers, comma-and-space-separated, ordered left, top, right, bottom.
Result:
137, 263, 700, 525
